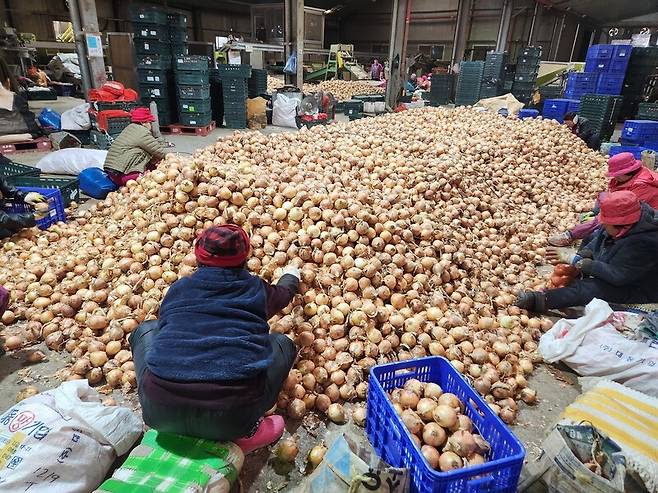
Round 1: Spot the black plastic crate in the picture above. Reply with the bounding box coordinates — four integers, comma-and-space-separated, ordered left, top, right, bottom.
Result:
133, 22, 167, 39
178, 111, 212, 127
177, 84, 210, 99
168, 12, 188, 27
137, 69, 168, 85
519, 46, 542, 57
137, 55, 170, 70
90, 129, 112, 150
147, 97, 172, 116
140, 83, 169, 99
169, 29, 188, 43
134, 39, 168, 55
175, 71, 209, 85
171, 44, 188, 56
178, 99, 212, 114
174, 55, 209, 72
132, 8, 167, 25
217, 64, 252, 78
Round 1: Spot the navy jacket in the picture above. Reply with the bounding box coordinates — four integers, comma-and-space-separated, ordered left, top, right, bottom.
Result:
147, 267, 298, 382
0, 171, 35, 238
578, 203, 658, 289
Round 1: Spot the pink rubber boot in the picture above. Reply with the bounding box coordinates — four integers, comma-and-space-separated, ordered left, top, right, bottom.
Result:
234, 415, 285, 455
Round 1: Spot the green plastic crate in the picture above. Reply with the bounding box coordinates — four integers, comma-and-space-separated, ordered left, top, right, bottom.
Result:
178, 99, 212, 114
0, 161, 40, 178
178, 111, 212, 127
7, 176, 80, 206
175, 71, 209, 85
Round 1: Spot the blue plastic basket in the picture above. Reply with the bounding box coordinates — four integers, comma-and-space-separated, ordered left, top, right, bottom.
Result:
587, 44, 614, 60
596, 74, 624, 95
608, 57, 630, 73
366, 357, 525, 493
609, 145, 648, 159
519, 109, 539, 119
4, 187, 66, 230
612, 45, 633, 60
621, 120, 658, 144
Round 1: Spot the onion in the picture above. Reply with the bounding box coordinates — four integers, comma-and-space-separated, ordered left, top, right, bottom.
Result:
401, 409, 423, 435
4, 335, 23, 350
308, 444, 327, 468
327, 403, 346, 423
276, 438, 299, 462
26, 350, 46, 363
287, 398, 307, 419
424, 383, 443, 400
432, 405, 457, 428
416, 398, 438, 422
421, 445, 441, 469
439, 451, 463, 471
352, 405, 367, 426
15, 386, 39, 402
445, 430, 477, 457
400, 389, 420, 409
422, 422, 447, 448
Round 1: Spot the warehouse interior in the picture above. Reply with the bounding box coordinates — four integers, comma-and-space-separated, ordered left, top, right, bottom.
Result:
0, 0, 658, 492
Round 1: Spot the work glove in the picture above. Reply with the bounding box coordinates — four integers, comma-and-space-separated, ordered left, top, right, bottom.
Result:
281, 265, 301, 280
24, 192, 45, 206
545, 247, 575, 265
575, 258, 594, 276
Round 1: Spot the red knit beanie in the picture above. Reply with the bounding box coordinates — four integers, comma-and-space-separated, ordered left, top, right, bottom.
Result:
599, 191, 641, 226
194, 224, 250, 267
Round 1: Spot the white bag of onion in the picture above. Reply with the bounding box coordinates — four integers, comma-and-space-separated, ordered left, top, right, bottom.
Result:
0, 380, 142, 493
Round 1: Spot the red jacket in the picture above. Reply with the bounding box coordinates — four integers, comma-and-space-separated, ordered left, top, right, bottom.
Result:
609, 167, 658, 208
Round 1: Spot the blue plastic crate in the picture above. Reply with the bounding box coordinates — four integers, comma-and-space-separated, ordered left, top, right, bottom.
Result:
643, 141, 658, 152
585, 58, 612, 72
609, 145, 648, 159
567, 100, 581, 113
621, 120, 658, 144
612, 45, 633, 60
596, 73, 624, 95
608, 57, 630, 73
587, 44, 614, 60
366, 357, 525, 493
4, 187, 66, 230
564, 88, 590, 99
519, 109, 539, 119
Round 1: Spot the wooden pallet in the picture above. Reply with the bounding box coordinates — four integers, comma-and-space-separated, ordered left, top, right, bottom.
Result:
159, 120, 216, 137
0, 137, 52, 155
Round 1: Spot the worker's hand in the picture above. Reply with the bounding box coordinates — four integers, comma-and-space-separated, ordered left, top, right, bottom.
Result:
33, 210, 47, 221
575, 258, 594, 276
545, 247, 575, 265
24, 192, 45, 206
281, 265, 301, 280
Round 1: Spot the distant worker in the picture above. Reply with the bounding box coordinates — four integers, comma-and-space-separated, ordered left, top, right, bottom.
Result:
549, 152, 658, 246
0, 165, 45, 239
103, 107, 166, 187
370, 59, 383, 80
406, 73, 417, 93
517, 191, 658, 312
563, 112, 601, 151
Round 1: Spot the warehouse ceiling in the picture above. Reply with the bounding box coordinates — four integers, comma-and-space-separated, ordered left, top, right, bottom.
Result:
541, 0, 658, 25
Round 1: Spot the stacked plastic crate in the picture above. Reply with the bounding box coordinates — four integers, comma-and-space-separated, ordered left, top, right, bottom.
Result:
512, 46, 541, 104
541, 98, 580, 123
132, 7, 173, 125
619, 120, 658, 154
579, 94, 623, 142
209, 69, 225, 129
174, 55, 211, 127
455, 61, 484, 106
637, 102, 658, 121
587, 44, 631, 95
480, 52, 507, 99
168, 12, 189, 57
429, 73, 452, 106
621, 47, 658, 118
217, 65, 252, 129
248, 69, 268, 98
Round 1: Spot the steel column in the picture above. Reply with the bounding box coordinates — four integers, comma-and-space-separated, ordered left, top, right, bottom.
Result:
76, 0, 107, 89
385, 0, 408, 108
451, 0, 473, 67
295, 0, 304, 89
552, 13, 566, 61
67, 0, 92, 95
495, 0, 513, 52
569, 22, 580, 62
527, 1, 539, 46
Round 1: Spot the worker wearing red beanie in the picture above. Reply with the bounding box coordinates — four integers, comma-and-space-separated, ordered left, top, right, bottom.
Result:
128, 224, 302, 455
517, 190, 658, 312
548, 152, 658, 247
103, 107, 166, 187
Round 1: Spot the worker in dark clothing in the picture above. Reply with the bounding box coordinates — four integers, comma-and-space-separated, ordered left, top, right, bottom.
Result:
0, 170, 45, 238
516, 191, 658, 312
129, 224, 301, 455
563, 112, 601, 151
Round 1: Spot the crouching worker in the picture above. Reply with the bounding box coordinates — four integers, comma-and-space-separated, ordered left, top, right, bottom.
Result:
103, 107, 166, 187
549, 152, 658, 246
129, 224, 300, 454
0, 173, 45, 238
516, 191, 658, 312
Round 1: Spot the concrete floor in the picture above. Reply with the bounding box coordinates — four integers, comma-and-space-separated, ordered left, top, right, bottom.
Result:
0, 96, 584, 491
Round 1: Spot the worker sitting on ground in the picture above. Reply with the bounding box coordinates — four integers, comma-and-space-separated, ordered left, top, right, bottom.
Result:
563, 111, 601, 151
129, 224, 300, 454
0, 171, 45, 239
516, 191, 658, 312
548, 152, 658, 246
103, 107, 166, 187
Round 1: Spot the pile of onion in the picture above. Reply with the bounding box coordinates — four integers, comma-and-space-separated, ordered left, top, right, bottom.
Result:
0, 107, 603, 420
303, 80, 385, 101
389, 379, 491, 471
